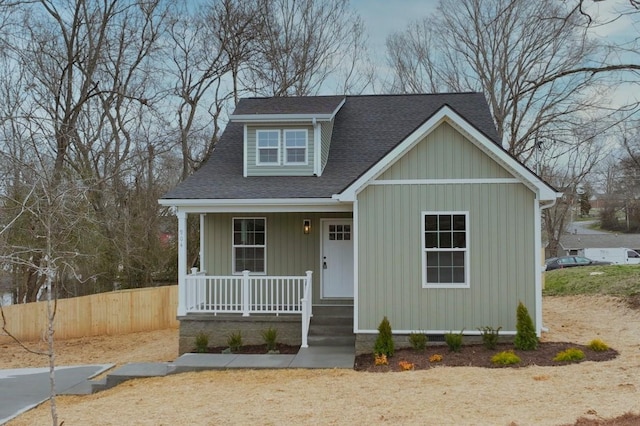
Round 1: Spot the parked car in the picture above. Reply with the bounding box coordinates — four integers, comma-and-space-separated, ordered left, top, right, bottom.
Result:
545, 256, 612, 271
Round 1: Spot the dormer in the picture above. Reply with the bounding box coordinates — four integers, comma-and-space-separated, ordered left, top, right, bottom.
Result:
229, 96, 345, 177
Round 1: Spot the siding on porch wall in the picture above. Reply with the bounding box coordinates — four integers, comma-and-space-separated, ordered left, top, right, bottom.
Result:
203, 212, 352, 305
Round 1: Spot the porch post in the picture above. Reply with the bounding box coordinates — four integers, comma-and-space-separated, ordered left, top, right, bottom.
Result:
199, 214, 206, 273
305, 270, 313, 318
242, 270, 250, 316
177, 209, 187, 316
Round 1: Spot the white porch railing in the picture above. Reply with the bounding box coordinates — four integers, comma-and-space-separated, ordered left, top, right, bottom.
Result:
184, 270, 313, 347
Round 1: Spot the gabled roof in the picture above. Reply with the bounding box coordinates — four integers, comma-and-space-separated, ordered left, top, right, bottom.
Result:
161, 93, 555, 203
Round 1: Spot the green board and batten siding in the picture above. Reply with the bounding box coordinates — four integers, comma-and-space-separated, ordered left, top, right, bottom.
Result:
356, 121, 536, 332
203, 212, 352, 304
320, 119, 334, 173
245, 123, 315, 176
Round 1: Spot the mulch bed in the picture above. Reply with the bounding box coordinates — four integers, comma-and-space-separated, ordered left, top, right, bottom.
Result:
200, 343, 300, 354
354, 342, 618, 372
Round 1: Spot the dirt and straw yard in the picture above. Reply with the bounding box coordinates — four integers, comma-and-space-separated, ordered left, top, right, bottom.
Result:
2, 295, 640, 425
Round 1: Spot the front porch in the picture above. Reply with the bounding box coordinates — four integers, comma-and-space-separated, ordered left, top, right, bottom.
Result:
174, 210, 355, 354
178, 270, 314, 352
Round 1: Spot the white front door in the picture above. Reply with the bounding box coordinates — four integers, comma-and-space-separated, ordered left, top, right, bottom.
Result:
321, 219, 354, 298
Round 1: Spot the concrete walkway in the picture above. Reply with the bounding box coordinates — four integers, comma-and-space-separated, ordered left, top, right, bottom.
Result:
0, 346, 355, 424
85, 345, 355, 393
0, 364, 113, 425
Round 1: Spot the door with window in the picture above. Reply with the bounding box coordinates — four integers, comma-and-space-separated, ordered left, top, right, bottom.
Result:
322, 220, 354, 298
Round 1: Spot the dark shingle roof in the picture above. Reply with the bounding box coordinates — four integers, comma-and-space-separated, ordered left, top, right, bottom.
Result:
560, 234, 640, 250
232, 95, 345, 115
162, 93, 501, 200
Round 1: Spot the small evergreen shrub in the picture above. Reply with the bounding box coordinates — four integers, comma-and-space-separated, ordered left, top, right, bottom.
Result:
514, 301, 538, 350
227, 331, 243, 352
408, 332, 427, 350
261, 327, 278, 351
444, 331, 463, 352
374, 316, 394, 357
553, 348, 585, 362
491, 350, 521, 365
478, 326, 502, 350
588, 339, 609, 352
194, 332, 209, 353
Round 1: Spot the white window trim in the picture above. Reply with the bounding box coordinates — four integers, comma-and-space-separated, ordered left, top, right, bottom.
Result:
421, 211, 470, 289
283, 129, 308, 165
232, 217, 267, 275
256, 130, 280, 166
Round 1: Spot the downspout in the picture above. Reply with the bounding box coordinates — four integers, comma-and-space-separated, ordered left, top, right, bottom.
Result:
537, 196, 560, 334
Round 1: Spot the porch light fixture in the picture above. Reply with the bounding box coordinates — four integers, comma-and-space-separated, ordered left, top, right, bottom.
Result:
303, 219, 311, 234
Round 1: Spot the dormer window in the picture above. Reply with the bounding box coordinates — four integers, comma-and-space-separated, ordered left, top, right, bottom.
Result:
257, 130, 280, 164
284, 130, 307, 164
255, 129, 308, 166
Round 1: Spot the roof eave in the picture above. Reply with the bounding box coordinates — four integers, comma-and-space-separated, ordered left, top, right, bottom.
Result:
158, 197, 353, 213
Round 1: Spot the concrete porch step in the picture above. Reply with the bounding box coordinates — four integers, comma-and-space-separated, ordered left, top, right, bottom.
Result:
308, 324, 353, 336
308, 305, 354, 347
307, 335, 356, 346
312, 305, 353, 317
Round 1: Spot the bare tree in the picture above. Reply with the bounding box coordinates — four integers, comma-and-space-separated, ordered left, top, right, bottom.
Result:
1, 169, 92, 425
386, 0, 616, 161
247, 0, 368, 96
539, 125, 607, 256
164, 4, 236, 180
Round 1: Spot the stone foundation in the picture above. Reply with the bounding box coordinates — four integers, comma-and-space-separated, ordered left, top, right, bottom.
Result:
179, 314, 302, 355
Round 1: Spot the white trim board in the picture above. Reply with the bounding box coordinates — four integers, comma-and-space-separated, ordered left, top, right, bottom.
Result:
371, 178, 521, 185
159, 198, 354, 213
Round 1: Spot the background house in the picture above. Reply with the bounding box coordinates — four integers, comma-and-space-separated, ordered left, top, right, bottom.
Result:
559, 234, 640, 256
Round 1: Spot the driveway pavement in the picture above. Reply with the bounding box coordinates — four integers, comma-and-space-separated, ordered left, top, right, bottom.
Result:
0, 364, 112, 425
567, 220, 608, 235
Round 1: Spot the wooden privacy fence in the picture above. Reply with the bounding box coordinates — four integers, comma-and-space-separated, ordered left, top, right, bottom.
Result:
0, 285, 178, 342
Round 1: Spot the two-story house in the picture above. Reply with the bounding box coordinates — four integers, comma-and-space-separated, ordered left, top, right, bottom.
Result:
160, 93, 560, 355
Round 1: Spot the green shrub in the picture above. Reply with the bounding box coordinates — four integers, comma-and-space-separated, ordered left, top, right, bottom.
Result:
491, 350, 521, 365
194, 332, 209, 353
227, 331, 243, 352
514, 301, 538, 350
408, 332, 427, 350
261, 327, 278, 351
588, 339, 609, 352
374, 316, 394, 357
553, 348, 585, 362
444, 331, 463, 352
478, 326, 502, 350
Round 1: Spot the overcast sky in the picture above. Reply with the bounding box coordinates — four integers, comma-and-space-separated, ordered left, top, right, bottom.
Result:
349, 0, 638, 103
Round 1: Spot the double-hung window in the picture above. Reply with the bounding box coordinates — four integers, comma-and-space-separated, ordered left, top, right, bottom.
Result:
284, 130, 307, 164
256, 130, 280, 165
233, 218, 266, 274
422, 212, 469, 288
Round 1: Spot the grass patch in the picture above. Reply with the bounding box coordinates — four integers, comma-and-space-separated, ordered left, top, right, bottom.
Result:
544, 265, 640, 297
